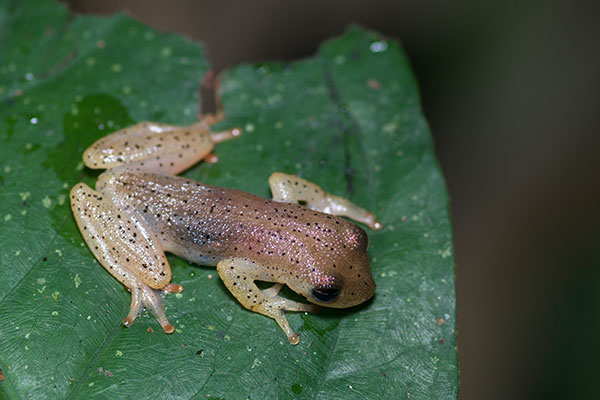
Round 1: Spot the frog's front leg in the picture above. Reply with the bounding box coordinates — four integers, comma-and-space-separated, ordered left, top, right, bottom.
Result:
70, 183, 180, 333
83, 118, 240, 175
216, 258, 319, 345
268, 172, 383, 230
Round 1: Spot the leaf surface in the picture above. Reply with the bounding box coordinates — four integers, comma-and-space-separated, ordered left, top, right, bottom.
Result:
0, 1, 457, 399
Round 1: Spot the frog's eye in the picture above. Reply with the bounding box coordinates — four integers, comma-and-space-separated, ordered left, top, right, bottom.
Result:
311, 286, 341, 303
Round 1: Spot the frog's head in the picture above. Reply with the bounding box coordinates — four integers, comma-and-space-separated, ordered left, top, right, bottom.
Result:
299, 223, 376, 308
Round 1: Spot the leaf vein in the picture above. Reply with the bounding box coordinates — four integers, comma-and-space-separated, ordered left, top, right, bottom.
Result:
321, 63, 372, 197
65, 322, 124, 399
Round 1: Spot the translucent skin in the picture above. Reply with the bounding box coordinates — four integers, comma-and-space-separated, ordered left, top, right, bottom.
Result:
100, 170, 376, 308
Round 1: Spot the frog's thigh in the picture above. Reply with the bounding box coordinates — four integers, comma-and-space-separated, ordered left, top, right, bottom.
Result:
217, 258, 319, 345
268, 172, 382, 230
70, 183, 176, 333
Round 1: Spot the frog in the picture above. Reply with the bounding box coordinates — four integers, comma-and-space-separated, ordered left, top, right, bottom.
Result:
70, 113, 382, 345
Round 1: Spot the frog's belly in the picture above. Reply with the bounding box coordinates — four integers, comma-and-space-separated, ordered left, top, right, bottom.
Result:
138, 206, 232, 267
170, 251, 222, 267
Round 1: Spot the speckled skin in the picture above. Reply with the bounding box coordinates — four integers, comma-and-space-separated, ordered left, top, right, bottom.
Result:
70, 117, 381, 344
101, 171, 375, 307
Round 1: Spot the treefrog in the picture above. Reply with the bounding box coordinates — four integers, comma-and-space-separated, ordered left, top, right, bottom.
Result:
70, 114, 382, 344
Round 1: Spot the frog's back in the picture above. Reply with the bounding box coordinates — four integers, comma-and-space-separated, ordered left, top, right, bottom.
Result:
103, 171, 371, 284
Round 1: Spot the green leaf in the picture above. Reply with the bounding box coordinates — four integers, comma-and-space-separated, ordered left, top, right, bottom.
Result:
0, 1, 457, 399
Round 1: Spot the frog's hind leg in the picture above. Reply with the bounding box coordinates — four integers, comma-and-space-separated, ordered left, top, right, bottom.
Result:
268, 172, 382, 230
83, 120, 240, 175
70, 182, 178, 333
217, 258, 319, 345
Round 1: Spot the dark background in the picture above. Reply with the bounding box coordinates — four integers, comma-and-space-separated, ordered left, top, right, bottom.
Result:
63, 1, 600, 399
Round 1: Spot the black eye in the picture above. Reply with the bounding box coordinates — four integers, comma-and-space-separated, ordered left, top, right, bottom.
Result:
311, 286, 341, 303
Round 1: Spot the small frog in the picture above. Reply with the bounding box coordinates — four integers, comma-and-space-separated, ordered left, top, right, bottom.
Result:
70, 113, 382, 344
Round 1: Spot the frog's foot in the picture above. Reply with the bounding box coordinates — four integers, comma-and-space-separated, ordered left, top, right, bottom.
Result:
217, 258, 317, 345
202, 153, 219, 164
164, 283, 183, 294
71, 183, 176, 333
123, 282, 175, 334
268, 172, 383, 230
82, 118, 240, 175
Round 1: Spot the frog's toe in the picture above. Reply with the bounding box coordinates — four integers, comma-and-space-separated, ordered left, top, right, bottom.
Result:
271, 311, 300, 345
209, 127, 242, 143
164, 283, 183, 294
122, 286, 143, 328
161, 323, 175, 334
141, 284, 176, 334
288, 333, 300, 345
151, 304, 175, 334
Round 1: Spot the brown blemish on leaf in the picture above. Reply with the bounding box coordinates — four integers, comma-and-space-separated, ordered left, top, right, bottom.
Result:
366, 78, 381, 90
